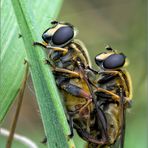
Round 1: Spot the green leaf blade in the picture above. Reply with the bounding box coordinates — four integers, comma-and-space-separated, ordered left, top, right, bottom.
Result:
0, 0, 26, 122
10, 0, 75, 147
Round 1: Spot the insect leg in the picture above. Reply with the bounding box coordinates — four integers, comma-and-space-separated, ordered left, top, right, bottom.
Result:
33, 41, 47, 48
99, 70, 132, 106
88, 78, 116, 102
74, 123, 107, 145
45, 59, 81, 78
99, 71, 128, 98
33, 42, 68, 53
45, 60, 93, 113
53, 68, 81, 78
119, 88, 126, 148
94, 87, 120, 102
76, 61, 108, 142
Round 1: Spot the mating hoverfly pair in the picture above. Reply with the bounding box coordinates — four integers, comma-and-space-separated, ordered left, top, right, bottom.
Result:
34, 21, 132, 148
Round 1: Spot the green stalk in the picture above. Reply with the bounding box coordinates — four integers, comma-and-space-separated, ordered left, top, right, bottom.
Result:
11, 0, 75, 147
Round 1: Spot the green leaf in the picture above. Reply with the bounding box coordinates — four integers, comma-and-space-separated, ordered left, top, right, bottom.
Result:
1, 0, 75, 147
0, 0, 26, 122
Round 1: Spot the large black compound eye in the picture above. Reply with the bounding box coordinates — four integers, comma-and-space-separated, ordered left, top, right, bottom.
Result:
103, 54, 125, 69
52, 26, 74, 45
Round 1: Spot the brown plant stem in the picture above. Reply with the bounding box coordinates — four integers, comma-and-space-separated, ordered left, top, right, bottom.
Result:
6, 61, 29, 148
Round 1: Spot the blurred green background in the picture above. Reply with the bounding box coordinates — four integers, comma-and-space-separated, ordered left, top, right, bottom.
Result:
1, 0, 147, 148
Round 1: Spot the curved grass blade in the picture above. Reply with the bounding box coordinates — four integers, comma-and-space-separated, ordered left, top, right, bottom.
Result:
0, 0, 27, 122
11, 0, 75, 147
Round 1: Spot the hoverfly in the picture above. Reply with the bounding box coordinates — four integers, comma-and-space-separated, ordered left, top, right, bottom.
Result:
86, 46, 132, 148
33, 21, 109, 144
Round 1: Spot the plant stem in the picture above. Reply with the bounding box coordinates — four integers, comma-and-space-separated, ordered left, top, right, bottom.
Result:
6, 61, 29, 148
